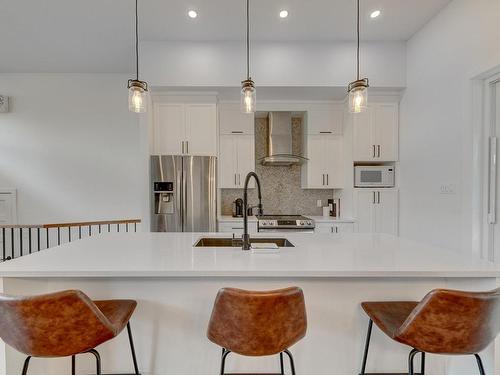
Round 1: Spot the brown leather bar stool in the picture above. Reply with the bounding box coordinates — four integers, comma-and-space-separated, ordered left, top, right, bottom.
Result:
0, 290, 141, 375
207, 287, 307, 375
359, 288, 500, 375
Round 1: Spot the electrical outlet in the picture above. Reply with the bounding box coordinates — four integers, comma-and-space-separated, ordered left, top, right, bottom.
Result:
316, 200, 322, 207
440, 184, 456, 194
0, 96, 9, 113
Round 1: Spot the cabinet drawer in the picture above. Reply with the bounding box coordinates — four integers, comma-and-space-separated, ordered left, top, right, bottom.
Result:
218, 222, 257, 234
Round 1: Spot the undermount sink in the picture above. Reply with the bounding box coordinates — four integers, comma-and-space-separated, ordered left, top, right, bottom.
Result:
193, 237, 295, 248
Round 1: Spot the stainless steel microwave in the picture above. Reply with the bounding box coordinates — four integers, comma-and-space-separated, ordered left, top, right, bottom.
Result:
354, 166, 395, 187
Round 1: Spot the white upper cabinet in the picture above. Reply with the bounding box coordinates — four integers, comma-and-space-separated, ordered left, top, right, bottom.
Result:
353, 103, 398, 162
219, 104, 255, 135
305, 104, 343, 135
219, 134, 255, 189
354, 189, 398, 235
302, 135, 343, 189
153, 102, 217, 156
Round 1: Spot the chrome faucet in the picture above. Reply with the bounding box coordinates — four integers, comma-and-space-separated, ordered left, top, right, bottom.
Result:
242, 172, 263, 250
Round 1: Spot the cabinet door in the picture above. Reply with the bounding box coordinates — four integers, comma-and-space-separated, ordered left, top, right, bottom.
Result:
154, 103, 185, 154
185, 104, 217, 156
324, 136, 343, 188
303, 135, 327, 188
307, 107, 343, 135
236, 135, 255, 188
352, 108, 375, 162
374, 103, 398, 161
354, 190, 376, 233
375, 190, 398, 235
219, 106, 255, 135
218, 135, 237, 188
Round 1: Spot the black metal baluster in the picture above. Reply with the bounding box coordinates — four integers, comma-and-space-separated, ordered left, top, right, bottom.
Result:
78, 226, 82, 239
28, 228, 32, 254
134, 223, 137, 232
68, 227, 71, 242
57, 227, 61, 245
2, 228, 5, 260
11, 228, 14, 259
98, 224, 101, 234
126, 223, 129, 232
89, 225, 92, 236
117, 224, 120, 233
46, 228, 49, 249
37, 228, 40, 251
19, 228, 23, 257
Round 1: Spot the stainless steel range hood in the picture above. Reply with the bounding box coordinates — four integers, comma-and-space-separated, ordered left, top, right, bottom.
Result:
260, 112, 308, 166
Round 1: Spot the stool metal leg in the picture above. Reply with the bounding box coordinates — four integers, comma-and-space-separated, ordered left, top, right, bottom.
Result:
421, 352, 425, 375
360, 319, 373, 375
127, 322, 140, 375
87, 349, 102, 375
72, 355, 76, 375
21, 356, 31, 375
408, 349, 420, 375
280, 352, 285, 375
220, 348, 231, 375
283, 349, 296, 375
474, 354, 486, 375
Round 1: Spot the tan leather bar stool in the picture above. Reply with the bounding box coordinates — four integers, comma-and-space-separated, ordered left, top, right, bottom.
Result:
207, 287, 307, 375
0, 290, 141, 375
359, 288, 500, 375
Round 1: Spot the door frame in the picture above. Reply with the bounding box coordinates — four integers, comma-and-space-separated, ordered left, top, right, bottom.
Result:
472, 67, 500, 261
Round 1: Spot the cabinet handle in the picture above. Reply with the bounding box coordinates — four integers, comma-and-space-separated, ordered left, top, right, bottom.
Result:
378, 191, 381, 204
373, 191, 376, 204
231, 131, 244, 134
320, 131, 332, 134
373, 145, 376, 158
327, 174, 329, 186
234, 174, 237, 186
181, 141, 184, 154
186, 141, 189, 154
331, 226, 334, 233
377, 145, 381, 158
322, 174, 325, 186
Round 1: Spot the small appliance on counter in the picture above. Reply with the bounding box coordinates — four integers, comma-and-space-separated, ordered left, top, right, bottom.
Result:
232, 198, 244, 217
354, 166, 395, 187
328, 199, 340, 218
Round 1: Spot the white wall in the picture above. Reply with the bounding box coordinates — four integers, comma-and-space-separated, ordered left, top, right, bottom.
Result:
0, 74, 144, 224
400, 0, 500, 252
141, 41, 406, 88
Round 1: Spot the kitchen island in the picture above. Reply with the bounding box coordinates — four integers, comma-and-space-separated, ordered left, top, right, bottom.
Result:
0, 232, 499, 375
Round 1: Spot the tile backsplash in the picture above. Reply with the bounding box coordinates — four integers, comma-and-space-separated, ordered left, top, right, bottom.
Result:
220, 117, 334, 216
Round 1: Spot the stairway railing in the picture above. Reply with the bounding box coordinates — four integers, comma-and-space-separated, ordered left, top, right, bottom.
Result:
0, 219, 141, 262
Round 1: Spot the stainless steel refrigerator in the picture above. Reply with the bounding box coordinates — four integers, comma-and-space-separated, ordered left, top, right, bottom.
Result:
150, 155, 217, 232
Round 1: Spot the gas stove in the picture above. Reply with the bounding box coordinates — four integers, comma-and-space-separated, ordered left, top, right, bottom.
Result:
256, 215, 315, 232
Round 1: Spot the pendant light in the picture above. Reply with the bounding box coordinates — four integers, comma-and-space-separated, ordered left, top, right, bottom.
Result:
128, 0, 148, 113
241, 0, 256, 113
348, 0, 369, 114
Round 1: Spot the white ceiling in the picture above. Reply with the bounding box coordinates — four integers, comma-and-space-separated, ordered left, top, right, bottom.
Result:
0, 0, 451, 73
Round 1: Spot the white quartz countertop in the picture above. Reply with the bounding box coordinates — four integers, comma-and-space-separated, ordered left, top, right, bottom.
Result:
218, 215, 354, 223
218, 216, 257, 222
0, 232, 499, 278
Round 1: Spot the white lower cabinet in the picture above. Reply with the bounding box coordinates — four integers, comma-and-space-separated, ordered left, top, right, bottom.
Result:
315, 222, 354, 234
218, 221, 257, 236
354, 189, 398, 235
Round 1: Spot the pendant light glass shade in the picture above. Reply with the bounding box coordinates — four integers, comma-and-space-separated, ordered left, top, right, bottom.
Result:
348, 79, 369, 114
128, 80, 148, 113
241, 79, 256, 114
128, 0, 148, 114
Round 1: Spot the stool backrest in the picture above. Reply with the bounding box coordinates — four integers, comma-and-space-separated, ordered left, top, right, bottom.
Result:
396, 288, 500, 354
0, 290, 115, 357
207, 287, 307, 356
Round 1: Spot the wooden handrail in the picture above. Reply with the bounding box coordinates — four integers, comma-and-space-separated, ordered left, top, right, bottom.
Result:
0, 219, 141, 229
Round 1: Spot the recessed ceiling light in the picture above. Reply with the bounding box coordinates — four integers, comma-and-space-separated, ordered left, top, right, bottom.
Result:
188, 10, 198, 19
279, 10, 289, 18
370, 10, 381, 19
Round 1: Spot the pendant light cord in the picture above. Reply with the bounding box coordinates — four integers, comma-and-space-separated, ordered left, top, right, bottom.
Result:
135, 0, 139, 81
246, 0, 250, 80
356, 0, 360, 80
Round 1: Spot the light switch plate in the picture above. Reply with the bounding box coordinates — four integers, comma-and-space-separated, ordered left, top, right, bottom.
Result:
0, 96, 9, 113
